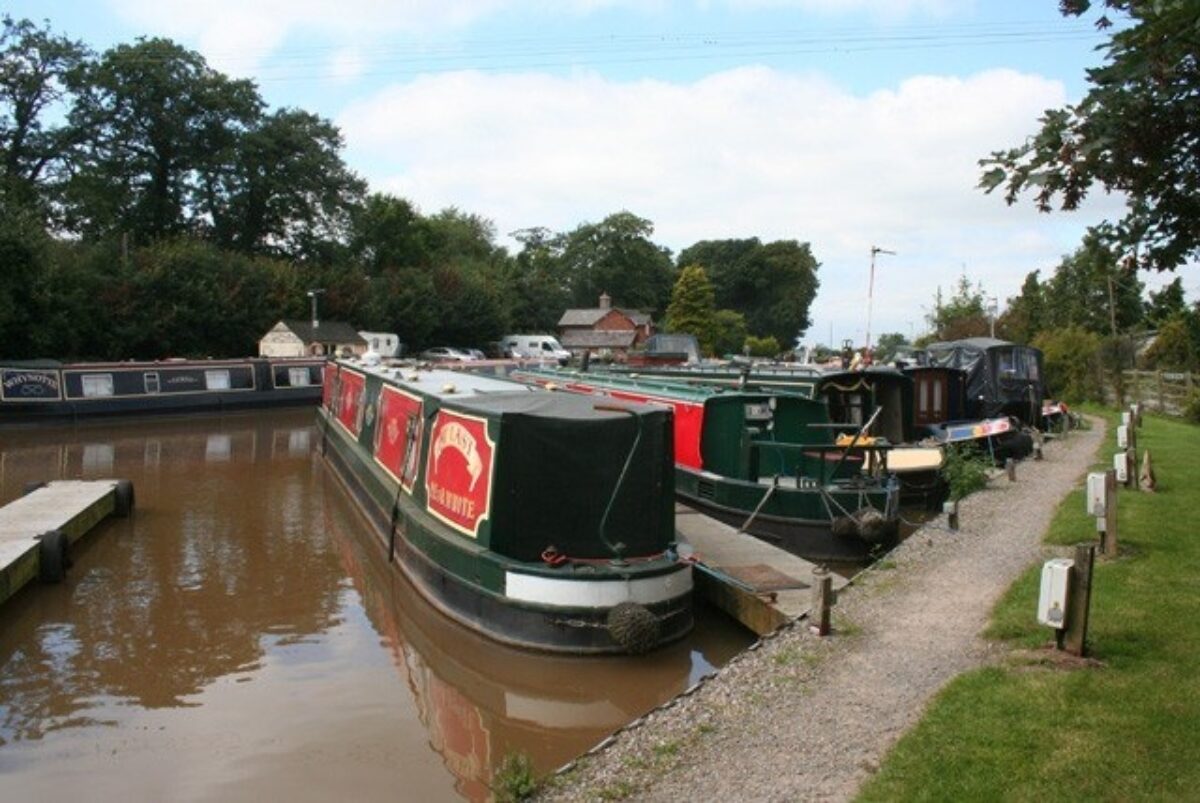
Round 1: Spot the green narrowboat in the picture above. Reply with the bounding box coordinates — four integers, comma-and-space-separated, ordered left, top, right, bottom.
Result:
510, 367, 901, 562
318, 357, 693, 654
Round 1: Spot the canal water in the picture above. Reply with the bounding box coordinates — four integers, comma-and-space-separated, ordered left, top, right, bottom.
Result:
0, 408, 752, 801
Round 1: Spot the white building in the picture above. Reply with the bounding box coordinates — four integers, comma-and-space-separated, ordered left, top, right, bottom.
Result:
258, 320, 367, 358
358, 331, 404, 357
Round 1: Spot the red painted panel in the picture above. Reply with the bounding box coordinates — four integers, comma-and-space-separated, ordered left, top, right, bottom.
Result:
374, 386, 425, 492
425, 410, 495, 538
560, 381, 704, 470
322, 363, 336, 409
335, 369, 365, 436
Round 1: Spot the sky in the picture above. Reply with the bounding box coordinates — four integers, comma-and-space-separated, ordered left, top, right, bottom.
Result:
11, 0, 1191, 347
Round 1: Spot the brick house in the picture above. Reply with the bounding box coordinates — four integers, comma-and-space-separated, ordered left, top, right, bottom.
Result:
557, 292, 654, 358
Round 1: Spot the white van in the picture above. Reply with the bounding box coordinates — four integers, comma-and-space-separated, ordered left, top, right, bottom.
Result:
501, 334, 572, 365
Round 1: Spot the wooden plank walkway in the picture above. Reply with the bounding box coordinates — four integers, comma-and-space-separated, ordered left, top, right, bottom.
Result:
0, 479, 130, 605
675, 504, 850, 636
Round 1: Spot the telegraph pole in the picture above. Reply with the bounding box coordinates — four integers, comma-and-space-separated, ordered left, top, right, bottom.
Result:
866, 245, 895, 357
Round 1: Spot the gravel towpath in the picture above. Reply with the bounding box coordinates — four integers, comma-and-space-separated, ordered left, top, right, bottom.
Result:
539, 420, 1105, 802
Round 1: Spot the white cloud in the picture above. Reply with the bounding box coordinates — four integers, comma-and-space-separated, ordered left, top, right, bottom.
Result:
339, 65, 1119, 339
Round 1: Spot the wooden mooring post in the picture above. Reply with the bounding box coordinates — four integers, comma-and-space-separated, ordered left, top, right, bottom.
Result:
1062, 543, 1096, 657
1006, 457, 1016, 482
1100, 469, 1118, 556
810, 566, 833, 636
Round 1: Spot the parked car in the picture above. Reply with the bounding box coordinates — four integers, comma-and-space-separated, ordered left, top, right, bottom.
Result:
419, 346, 476, 362
500, 334, 572, 365
465, 348, 487, 360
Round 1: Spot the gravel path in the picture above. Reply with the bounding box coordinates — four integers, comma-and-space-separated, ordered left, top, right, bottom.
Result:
539, 420, 1104, 802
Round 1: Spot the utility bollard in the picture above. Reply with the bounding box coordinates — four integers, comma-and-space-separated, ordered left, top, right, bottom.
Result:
1006, 457, 1016, 482
1033, 430, 1044, 461
810, 566, 833, 636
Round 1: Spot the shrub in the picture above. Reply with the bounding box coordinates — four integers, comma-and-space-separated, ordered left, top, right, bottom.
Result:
1033, 325, 1104, 403
492, 752, 538, 802
1185, 391, 1200, 424
940, 445, 990, 501
745, 335, 780, 357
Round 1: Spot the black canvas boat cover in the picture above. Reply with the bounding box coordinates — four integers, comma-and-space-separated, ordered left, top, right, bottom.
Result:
925, 337, 1045, 425
451, 391, 676, 561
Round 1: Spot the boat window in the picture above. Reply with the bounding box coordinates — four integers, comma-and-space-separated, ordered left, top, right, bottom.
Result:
288, 367, 311, 387
998, 350, 1017, 377
918, 379, 929, 413
932, 378, 942, 414
81, 373, 114, 398
144, 372, 160, 394
205, 369, 231, 390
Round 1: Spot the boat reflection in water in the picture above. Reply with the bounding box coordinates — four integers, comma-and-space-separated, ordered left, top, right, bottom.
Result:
0, 409, 751, 801
322, 473, 748, 801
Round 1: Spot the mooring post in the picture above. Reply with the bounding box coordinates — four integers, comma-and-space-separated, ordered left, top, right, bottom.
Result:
1101, 469, 1118, 556
1129, 419, 1140, 491
1033, 430, 1044, 460
1063, 543, 1096, 657
1006, 457, 1016, 482
944, 499, 959, 531
810, 566, 833, 636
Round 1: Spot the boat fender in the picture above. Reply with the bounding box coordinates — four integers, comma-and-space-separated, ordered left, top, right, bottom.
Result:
37, 529, 70, 583
855, 508, 890, 543
607, 601, 659, 654
114, 480, 135, 517
831, 515, 860, 539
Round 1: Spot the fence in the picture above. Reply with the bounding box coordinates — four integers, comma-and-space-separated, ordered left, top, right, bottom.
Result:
1106, 370, 1195, 416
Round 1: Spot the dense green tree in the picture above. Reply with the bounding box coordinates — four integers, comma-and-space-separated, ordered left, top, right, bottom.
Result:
1033, 325, 1106, 402
873, 332, 909, 363
351, 193, 432, 273
665, 264, 717, 353
503, 226, 571, 331
997, 271, 1047, 344
709, 309, 748, 357
1146, 277, 1188, 326
0, 201, 50, 357
559, 211, 675, 314
1142, 316, 1198, 370
64, 37, 262, 241
0, 16, 90, 212
979, 1, 1200, 272
1041, 233, 1144, 335
925, 276, 990, 341
676, 238, 819, 345
205, 108, 365, 258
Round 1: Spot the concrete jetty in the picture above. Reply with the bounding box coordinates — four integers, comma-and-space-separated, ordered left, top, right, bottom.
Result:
0, 479, 133, 604
674, 504, 850, 635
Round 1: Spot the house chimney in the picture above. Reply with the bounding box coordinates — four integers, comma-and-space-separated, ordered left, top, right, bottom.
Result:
599, 291, 611, 310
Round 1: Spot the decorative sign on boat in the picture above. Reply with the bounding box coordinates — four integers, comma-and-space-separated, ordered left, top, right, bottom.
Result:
425, 410, 494, 538
334, 369, 366, 436
374, 385, 425, 491
322, 363, 337, 408
1, 369, 62, 401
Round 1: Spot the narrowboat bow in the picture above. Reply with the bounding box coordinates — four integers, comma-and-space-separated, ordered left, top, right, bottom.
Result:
317, 357, 693, 654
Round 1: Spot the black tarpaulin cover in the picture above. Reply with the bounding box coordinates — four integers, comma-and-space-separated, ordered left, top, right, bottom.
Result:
926, 338, 1045, 425
454, 392, 675, 561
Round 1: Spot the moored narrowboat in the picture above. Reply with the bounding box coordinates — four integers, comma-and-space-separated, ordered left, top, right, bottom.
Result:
510, 367, 901, 563
0, 357, 325, 423
317, 357, 693, 654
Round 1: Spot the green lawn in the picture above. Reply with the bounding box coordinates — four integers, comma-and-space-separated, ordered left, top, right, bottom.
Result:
858, 409, 1200, 802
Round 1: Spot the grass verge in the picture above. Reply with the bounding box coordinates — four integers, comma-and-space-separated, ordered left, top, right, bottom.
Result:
858, 407, 1200, 801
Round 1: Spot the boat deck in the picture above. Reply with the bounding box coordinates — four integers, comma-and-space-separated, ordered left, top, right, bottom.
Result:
0, 480, 128, 605
675, 504, 850, 636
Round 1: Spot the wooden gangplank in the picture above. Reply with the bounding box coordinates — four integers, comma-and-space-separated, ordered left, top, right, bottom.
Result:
675, 504, 850, 636
0, 479, 131, 605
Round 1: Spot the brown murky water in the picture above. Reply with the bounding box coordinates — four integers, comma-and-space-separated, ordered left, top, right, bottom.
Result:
0, 408, 752, 801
